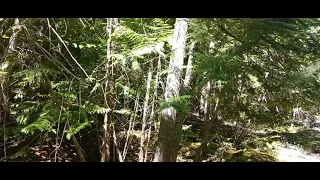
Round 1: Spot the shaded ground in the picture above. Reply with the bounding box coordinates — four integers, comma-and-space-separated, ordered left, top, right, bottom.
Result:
274, 128, 320, 162
2, 119, 320, 162
179, 120, 320, 162
276, 145, 320, 162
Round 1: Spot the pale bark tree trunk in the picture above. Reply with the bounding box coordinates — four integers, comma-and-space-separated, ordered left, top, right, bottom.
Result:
1, 18, 20, 161
101, 18, 119, 162
176, 40, 196, 131
195, 81, 213, 161
183, 41, 195, 89
138, 66, 153, 162
144, 56, 161, 162
154, 18, 189, 162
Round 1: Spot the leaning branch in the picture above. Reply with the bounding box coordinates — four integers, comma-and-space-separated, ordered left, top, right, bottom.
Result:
47, 18, 91, 81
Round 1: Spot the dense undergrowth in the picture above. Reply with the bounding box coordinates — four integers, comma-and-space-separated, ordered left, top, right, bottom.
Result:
1, 18, 320, 162
2, 120, 320, 162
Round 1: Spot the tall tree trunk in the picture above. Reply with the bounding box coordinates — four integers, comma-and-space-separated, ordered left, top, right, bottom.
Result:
144, 55, 162, 162
195, 41, 219, 162
0, 18, 19, 124
138, 66, 153, 162
154, 18, 189, 162
1, 18, 20, 161
101, 18, 119, 162
177, 40, 196, 127
195, 81, 215, 162
183, 41, 195, 89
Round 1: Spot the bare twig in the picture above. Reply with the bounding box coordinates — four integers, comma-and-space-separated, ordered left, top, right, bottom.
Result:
112, 124, 123, 162
47, 18, 91, 81
79, 18, 86, 28
123, 92, 140, 161
54, 100, 64, 162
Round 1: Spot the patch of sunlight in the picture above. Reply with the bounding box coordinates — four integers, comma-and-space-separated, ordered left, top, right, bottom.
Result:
275, 143, 320, 162
0, 61, 9, 71
190, 142, 201, 149
223, 149, 277, 162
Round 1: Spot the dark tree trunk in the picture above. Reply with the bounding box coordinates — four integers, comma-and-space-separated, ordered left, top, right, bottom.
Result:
0, 18, 19, 124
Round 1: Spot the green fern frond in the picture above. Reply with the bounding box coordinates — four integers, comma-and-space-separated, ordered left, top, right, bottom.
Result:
17, 115, 28, 125
56, 92, 77, 101
21, 118, 54, 135
114, 109, 136, 116
14, 68, 59, 87
157, 95, 192, 114
86, 104, 110, 114
66, 120, 94, 140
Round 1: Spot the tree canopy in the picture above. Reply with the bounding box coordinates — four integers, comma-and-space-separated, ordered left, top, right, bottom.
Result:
1, 18, 320, 162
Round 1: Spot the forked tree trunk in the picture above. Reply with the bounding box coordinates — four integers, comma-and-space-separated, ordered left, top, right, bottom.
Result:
154, 18, 189, 162
101, 18, 119, 162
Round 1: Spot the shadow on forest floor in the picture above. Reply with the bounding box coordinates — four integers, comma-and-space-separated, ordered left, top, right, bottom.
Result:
179, 120, 320, 162
279, 129, 320, 153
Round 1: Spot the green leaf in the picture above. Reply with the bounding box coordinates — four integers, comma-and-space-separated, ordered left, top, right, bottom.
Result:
0, 71, 8, 75
114, 109, 132, 115
72, 43, 78, 48
21, 118, 53, 135
90, 83, 101, 95
66, 120, 94, 140
87, 104, 110, 114
2, 34, 9, 39
17, 115, 28, 125
157, 95, 192, 114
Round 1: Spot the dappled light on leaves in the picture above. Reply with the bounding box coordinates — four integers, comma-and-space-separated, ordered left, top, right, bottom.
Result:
1, 18, 320, 162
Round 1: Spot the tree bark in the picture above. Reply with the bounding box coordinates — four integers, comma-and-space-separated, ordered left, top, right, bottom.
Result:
144, 55, 162, 162
154, 18, 189, 162
195, 40, 219, 162
101, 18, 119, 162
183, 41, 195, 89
0, 18, 19, 124
1, 18, 20, 161
195, 81, 216, 162
138, 66, 152, 162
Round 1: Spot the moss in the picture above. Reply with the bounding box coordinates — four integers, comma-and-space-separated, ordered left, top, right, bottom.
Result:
207, 142, 219, 151
224, 149, 277, 162
190, 142, 201, 149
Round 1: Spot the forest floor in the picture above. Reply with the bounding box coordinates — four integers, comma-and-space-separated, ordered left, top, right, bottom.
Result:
178, 121, 320, 162
274, 127, 320, 162
276, 144, 320, 162
2, 121, 320, 162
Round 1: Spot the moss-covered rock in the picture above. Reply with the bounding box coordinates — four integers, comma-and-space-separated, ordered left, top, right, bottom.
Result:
224, 149, 277, 162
